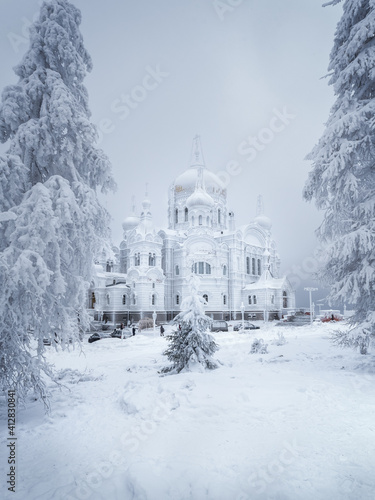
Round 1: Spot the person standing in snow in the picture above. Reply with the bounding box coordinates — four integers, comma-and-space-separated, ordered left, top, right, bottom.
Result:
132, 326, 136, 336
160, 325, 165, 336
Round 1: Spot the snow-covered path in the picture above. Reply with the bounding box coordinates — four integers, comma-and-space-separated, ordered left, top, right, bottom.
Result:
1, 323, 375, 500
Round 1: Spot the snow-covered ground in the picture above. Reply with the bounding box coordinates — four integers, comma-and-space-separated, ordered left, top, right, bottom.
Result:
1, 322, 375, 500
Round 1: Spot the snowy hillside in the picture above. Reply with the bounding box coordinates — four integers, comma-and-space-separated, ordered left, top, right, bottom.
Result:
1, 322, 375, 500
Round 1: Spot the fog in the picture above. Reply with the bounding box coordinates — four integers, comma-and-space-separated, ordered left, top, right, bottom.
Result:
0, 0, 343, 307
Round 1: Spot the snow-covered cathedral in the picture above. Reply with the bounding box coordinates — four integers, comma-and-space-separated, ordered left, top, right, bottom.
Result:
89, 137, 295, 324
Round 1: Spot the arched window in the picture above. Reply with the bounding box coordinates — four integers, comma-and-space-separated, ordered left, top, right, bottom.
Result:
106, 260, 113, 272
206, 216, 210, 226
257, 259, 261, 276
184, 207, 188, 222
248, 295, 252, 305
203, 294, 208, 304
122, 295, 126, 305
252, 258, 256, 275
152, 282, 155, 289
283, 291, 288, 308
218, 209, 221, 224
132, 294, 137, 305
246, 256, 250, 274
223, 265, 227, 276
175, 265, 179, 275
106, 294, 110, 305
175, 208, 179, 224
176, 294, 180, 305
149, 253, 155, 266
192, 216, 195, 226
134, 253, 140, 266
151, 294, 156, 306
192, 262, 212, 275
199, 215, 203, 225
91, 292, 96, 309
223, 295, 227, 305
271, 295, 274, 304
253, 295, 257, 305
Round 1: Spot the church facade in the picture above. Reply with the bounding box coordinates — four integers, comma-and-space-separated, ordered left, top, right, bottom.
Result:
89, 137, 295, 324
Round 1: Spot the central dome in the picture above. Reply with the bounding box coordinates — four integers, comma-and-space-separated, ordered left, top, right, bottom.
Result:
174, 167, 226, 195
173, 136, 226, 196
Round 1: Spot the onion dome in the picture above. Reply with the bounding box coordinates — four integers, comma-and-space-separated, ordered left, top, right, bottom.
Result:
186, 166, 215, 209
122, 215, 139, 232
186, 186, 215, 209
254, 194, 272, 230
136, 188, 154, 235
122, 196, 139, 232
254, 214, 272, 231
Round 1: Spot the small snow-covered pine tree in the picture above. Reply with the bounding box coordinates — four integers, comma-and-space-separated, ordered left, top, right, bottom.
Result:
162, 275, 219, 373
0, 0, 115, 403
304, 0, 375, 354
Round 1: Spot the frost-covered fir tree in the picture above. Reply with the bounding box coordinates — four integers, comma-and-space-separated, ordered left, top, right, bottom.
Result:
0, 0, 115, 403
304, 0, 375, 354
162, 275, 219, 373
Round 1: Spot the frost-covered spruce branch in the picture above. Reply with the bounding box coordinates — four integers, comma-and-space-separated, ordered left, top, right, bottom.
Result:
162, 275, 219, 374
332, 321, 371, 355
0, 0, 115, 405
304, 0, 375, 354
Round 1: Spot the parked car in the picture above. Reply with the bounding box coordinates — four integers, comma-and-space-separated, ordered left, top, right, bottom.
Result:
43, 333, 69, 346
110, 328, 131, 338
88, 332, 111, 343
210, 320, 228, 332
233, 321, 260, 331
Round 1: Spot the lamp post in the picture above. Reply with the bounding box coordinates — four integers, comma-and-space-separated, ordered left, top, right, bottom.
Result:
304, 287, 318, 324
112, 286, 116, 330
316, 300, 324, 316
264, 287, 268, 323
152, 310, 157, 337
240, 302, 245, 332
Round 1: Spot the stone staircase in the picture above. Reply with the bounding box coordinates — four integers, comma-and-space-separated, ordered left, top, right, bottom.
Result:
278, 313, 312, 327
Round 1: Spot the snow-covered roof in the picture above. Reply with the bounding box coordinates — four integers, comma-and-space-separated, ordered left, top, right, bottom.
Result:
243, 274, 288, 291
173, 167, 226, 195
254, 214, 272, 230
122, 215, 139, 231
186, 186, 215, 208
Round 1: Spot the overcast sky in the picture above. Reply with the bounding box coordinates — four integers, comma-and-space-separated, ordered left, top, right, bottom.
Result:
0, 0, 343, 307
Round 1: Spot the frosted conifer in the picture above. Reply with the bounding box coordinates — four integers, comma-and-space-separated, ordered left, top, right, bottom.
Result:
0, 0, 115, 403
162, 275, 219, 373
304, 0, 375, 354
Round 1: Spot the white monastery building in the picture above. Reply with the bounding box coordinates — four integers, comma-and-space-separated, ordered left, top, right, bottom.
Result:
90, 137, 295, 323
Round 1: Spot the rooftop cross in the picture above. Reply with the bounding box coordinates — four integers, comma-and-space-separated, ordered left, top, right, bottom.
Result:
131, 195, 136, 214
256, 195, 264, 216
190, 135, 205, 168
